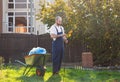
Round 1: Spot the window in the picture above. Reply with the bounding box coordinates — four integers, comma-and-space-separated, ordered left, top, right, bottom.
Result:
8, 0, 28, 9
7, 0, 35, 33
9, 0, 13, 2
8, 0, 14, 9
15, 12, 27, 28
8, 12, 14, 16
15, 17, 27, 33
15, 17, 27, 26
8, 0, 35, 9
28, 3, 34, 8
8, 17, 13, 26
15, 12, 27, 16
28, 27, 34, 32
15, 4, 27, 8
15, 0, 27, 2
8, 17, 13, 32
7, 11, 35, 33
15, 12, 27, 33
8, 3, 14, 9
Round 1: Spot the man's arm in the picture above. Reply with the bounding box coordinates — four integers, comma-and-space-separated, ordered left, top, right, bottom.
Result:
50, 33, 66, 39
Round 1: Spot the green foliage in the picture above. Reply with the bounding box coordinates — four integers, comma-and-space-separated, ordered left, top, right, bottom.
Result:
37, 0, 74, 30
37, 0, 120, 66
69, 0, 120, 65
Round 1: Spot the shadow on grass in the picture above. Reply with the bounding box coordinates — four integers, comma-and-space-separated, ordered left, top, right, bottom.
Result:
17, 74, 62, 82
46, 74, 61, 82
17, 74, 44, 82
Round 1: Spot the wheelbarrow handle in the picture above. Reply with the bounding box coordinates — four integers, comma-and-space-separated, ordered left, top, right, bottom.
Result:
15, 60, 27, 67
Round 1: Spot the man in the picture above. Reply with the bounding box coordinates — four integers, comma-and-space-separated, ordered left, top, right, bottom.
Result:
50, 16, 68, 75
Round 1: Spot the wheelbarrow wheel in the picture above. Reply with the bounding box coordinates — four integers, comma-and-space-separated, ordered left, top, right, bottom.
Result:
36, 66, 45, 76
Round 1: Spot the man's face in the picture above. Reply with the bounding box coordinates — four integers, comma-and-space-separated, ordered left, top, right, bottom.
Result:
56, 18, 62, 25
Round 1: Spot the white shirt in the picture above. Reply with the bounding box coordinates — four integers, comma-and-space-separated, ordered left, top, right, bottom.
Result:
50, 24, 65, 40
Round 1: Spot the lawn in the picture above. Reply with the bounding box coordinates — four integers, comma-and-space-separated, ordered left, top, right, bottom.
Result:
0, 65, 120, 82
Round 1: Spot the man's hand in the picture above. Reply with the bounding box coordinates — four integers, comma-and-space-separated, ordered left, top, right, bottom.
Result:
65, 39, 68, 44
63, 36, 68, 44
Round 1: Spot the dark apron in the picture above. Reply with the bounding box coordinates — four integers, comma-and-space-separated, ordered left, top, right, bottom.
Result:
52, 26, 64, 73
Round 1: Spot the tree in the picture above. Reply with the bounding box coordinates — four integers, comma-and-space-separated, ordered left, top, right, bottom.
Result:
36, 0, 74, 32
69, 0, 120, 66
37, 0, 120, 66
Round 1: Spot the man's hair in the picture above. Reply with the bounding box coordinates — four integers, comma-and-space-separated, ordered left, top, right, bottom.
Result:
55, 16, 62, 21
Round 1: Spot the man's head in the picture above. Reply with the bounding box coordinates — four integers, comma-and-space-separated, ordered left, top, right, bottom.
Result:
55, 16, 62, 26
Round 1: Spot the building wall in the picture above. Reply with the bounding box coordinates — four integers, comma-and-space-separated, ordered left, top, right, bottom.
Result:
0, 0, 3, 33
35, 0, 47, 35
2, 0, 7, 33
2, 0, 36, 34
1, 0, 48, 35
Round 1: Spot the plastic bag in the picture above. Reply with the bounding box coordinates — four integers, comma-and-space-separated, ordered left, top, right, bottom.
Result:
29, 47, 46, 55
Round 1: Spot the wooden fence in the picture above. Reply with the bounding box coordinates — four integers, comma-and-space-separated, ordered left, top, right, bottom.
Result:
0, 33, 84, 64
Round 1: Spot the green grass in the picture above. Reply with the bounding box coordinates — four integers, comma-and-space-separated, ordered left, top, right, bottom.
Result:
0, 65, 120, 82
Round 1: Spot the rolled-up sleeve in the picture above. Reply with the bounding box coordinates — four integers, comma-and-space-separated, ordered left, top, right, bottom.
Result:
50, 25, 57, 35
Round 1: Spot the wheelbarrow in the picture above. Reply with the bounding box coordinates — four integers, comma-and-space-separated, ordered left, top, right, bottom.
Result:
16, 53, 50, 77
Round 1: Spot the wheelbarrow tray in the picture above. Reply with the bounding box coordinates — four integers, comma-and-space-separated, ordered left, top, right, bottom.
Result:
24, 54, 49, 66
